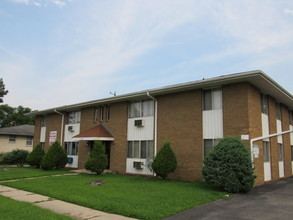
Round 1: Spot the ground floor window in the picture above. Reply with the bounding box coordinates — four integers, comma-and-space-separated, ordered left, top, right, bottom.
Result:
291, 146, 293, 161
26, 137, 33, 146
127, 140, 154, 159
278, 143, 283, 161
40, 142, 45, 150
263, 141, 270, 162
9, 135, 16, 143
65, 142, 79, 155
204, 139, 220, 157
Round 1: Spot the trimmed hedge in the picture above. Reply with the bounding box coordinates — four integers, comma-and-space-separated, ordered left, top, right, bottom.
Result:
202, 137, 255, 193
2, 149, 29, 166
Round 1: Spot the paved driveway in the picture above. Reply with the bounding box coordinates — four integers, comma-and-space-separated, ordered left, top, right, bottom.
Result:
164, 177, 293, 220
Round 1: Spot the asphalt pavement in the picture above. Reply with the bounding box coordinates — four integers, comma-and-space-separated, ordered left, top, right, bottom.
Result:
164, 176, 293, 220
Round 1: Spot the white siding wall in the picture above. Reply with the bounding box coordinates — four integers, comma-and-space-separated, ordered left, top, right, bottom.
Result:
261, 113, 270, 140
127, 116, 154, 140
126, 158, 153, 175
66, 155, 78, 168
40, 127, 46, 142
203, 109, 223, 139
64, 124, 80, 142
276, 120, 283, 143
290, 125, 293, 145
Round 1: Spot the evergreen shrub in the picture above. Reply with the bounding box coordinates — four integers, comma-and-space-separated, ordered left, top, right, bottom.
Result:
41, 141, 67, 170
152, 142, 177, 179
85, 141, 108, 175
2, 149, 29, 166
27, 144, 45, 168
202, 137, 256, 193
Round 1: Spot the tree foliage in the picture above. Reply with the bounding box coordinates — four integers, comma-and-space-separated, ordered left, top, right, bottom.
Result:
27, 144, 45, 168
152, 142, 177, 179
2, 149, 29, 166
0, 78, 8, 103
85, 141, 108, 175
202, 137, 256, 193
0, 105, 34, 128
41, 141, 68, 170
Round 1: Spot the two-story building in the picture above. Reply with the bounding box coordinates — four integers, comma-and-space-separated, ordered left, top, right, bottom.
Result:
28, 70, 293, 185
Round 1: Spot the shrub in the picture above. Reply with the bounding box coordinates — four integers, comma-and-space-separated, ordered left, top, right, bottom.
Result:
202, 137, 256, 193
85, 141, 108, 175
152, 142, 177, 179
2, 149, 29, 166
41, 141, 67, 170
27, 144, 45, 168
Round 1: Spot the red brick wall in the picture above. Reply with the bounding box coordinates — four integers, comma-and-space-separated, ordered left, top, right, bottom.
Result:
33, 116, 41, 148
157, 90, 202, 181
44, 113, 62, 152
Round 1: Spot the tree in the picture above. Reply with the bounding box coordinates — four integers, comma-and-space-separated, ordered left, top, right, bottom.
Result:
0, 78, 8, 103
41, 141, 68, 170
27, 144, 45, 168
0, 105, 34, 128
202, 137, 256, 193
85, 141, 108, 175
152, 142, 177, 179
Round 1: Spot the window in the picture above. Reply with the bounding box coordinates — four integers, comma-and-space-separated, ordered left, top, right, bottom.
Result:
261, 94, 268, 114
276, 103, 282, 120
203, 89, 222, 110
291, 146, 293, 161
263, 141, 270, 162
94, 107, 99, 122
67, 111, 81, 124
41, 116, 46, 127
40, 142, 45, 150
65, 142, 79, 155
289, 111, 293, 126
127, 140, 154, 159
129, 100, 154, 118
9, 136, 16, 143
204, 139, 219, 157
278, 143, 283, 161
106, 105, 110, 121
26, 137, 33, 146
99, 106, 104, 122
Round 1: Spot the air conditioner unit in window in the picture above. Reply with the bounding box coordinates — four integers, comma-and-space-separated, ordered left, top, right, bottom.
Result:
133, 161, 143, 169
68, 126, 74, 132
134, 119, 144, 127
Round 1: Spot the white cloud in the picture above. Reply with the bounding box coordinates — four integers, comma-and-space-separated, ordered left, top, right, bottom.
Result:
8, 0, 68, 7
284, 9, 293, 14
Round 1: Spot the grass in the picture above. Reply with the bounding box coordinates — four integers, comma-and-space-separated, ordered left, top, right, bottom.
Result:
0, 172, 230, 220
0, 195, 74, 220
0, 167, 71, 181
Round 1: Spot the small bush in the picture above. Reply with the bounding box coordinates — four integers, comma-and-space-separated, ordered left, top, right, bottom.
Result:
27, 144, 45, 168
202, 137, 256, 193
2, 149, 29, 166
85, 141, 108, 175
41, 141, 67, 170
152, 142, 177, 179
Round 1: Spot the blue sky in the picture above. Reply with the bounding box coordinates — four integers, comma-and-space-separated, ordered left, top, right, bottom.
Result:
1, 0, 293, 110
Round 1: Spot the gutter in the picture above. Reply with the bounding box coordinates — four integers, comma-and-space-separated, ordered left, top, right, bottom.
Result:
146, 91, 158, 158
54, 109, 64, 144
250, 129, 293, 164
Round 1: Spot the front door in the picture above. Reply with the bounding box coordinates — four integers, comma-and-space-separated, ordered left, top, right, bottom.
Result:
103, 141, 111, 169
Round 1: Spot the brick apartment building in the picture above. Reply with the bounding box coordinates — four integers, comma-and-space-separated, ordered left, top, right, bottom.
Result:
28, 70, 293, 185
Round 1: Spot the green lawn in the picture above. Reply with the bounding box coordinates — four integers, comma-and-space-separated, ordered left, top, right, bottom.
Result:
0, 167, 71, 181
0, 195, 74, 220
0, 173, 229, 220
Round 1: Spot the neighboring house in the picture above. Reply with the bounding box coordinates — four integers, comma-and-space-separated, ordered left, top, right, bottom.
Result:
28, 70, 293, 186
0, 125, 34, 153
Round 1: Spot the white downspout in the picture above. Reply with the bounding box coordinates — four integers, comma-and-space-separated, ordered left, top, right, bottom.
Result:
147, 91, 157, 157
250, 129, 293, 164
54, 109, 64, 145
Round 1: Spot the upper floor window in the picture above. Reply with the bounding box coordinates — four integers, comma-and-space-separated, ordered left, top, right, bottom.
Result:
276, 103, 282, 120
41, 116, 46, 127
261, 94, 268, 115
289, 111, 293, 126
94, 105, 109, 122
9, 135, 16, 143
106, 105, 111, 121
203, 89, 222, 111
129, 100, 154, 118
26, 137, 33, 146
67, 111, 81, 124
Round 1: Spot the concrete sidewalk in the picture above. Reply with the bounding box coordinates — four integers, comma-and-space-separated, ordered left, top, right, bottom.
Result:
0, 185, 137, 220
